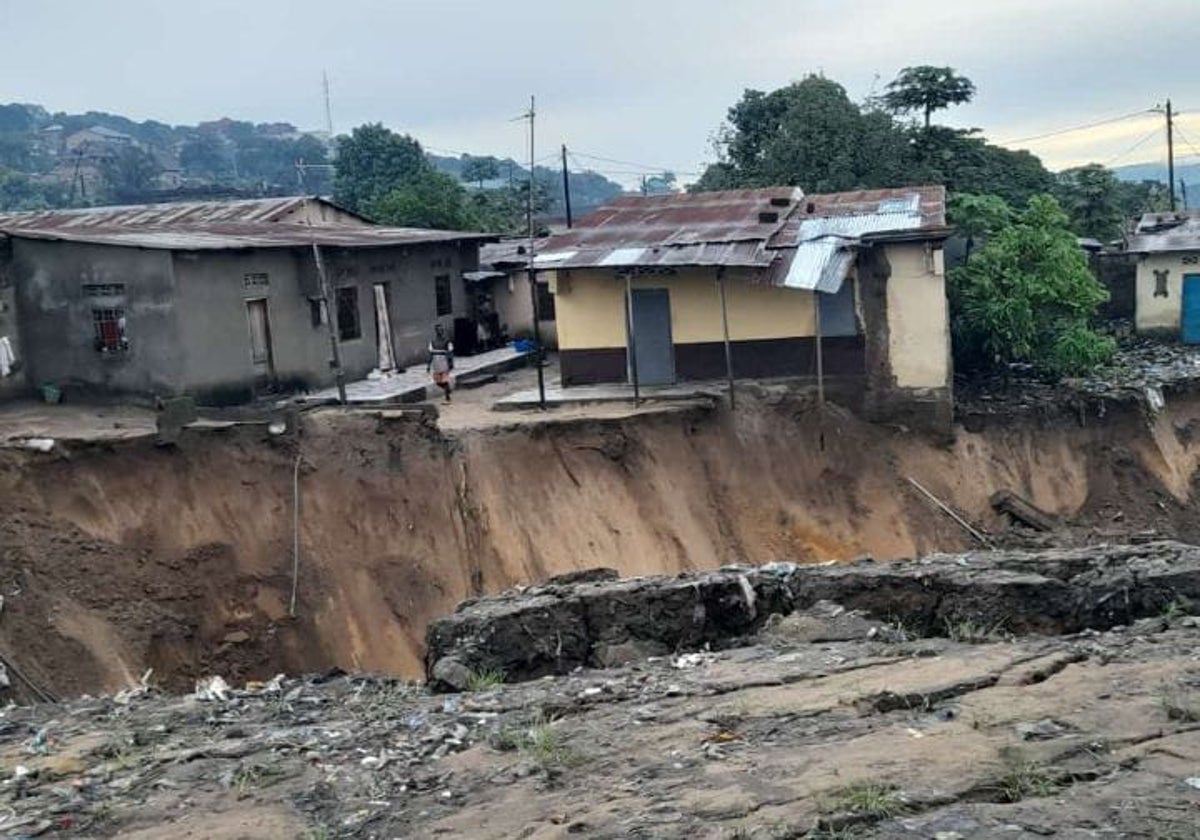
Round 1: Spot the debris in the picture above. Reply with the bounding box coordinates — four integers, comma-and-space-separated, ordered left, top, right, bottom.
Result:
193, 675, 231, 702
990, 490, 1058, 532
222, 630, 251, 645
906, 477, 993, 546
671, 652, 712, 670
20, 438, 54, 453
1186, 777, 1200, 790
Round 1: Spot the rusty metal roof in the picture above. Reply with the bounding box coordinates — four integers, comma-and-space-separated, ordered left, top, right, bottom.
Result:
1128, 211, 1200, 253
0, 196, 368, 230
537, 185, 947, 282
0, 221, 494, 251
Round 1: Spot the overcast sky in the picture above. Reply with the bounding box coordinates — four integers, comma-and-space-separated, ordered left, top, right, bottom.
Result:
2, 0, 1198, 186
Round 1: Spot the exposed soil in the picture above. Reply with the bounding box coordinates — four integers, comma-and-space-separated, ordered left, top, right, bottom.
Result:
2, 386, 1200, 700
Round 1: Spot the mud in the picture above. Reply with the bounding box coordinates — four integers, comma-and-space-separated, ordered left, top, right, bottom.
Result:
4, 388, 1200, 697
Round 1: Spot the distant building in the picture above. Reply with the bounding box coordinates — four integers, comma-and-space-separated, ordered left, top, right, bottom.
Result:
466, 239, 557, 351
1127, 211, 1200, 341
64, 125, 135, 154
0, 196, 493, 404
537, 187, 953, 429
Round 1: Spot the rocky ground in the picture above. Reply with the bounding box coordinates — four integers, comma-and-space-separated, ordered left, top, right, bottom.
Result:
1, 544, 1200, 838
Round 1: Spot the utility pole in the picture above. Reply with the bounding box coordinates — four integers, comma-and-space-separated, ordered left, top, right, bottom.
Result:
1182, 179, 1189, 212
311, 242, 346, 404
322, 70, 334, 137
561, 144, 573, 229
520, 95, 546, 409
1167, 99, 1176, 211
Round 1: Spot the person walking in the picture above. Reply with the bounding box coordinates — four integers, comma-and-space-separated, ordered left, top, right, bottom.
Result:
427, 324, 454, 402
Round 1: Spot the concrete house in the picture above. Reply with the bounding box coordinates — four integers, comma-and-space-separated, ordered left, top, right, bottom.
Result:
466, 239, 557, 352
1127, 211, 1200, 340
538, 186, 953, 428
0, 197, 492, 404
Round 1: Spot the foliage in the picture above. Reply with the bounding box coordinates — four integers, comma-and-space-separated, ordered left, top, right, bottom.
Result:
464, 668, 505, 692
0, 167, 66, 211
949, 195, 1114, 378
823, 782, 907, 818
367, 168, 480, 230
642, 170, 679, 194
881, 65, 976, 129
180, 132, 233, 180
992, 748, 1059, 802
333, 123, 427, 213
948, 192, 1015, 241
460, 155, 500, 188
1053, 164, 1125, 242
101, 146, 160, 200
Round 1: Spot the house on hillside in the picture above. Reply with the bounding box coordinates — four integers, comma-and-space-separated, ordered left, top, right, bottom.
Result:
465, 239, 557, 353
0, 196, 493, 404
537, 186, 953, 429
1127, 211, 1200, 341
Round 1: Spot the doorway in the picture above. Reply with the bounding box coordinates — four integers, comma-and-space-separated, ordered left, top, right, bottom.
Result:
629, 288, 675, 385
245, 298, 275, 387
372, 282, 397, 372
1184, 274, 1200, 344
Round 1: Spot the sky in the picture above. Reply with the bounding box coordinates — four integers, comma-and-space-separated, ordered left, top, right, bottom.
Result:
2, 0, 1199, 186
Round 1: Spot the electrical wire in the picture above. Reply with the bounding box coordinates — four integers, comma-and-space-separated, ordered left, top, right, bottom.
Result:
1103, 127, 1164, 167
998, 108, 1155, 146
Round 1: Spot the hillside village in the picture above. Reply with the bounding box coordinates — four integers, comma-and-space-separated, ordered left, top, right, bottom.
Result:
1, 4, 1200, 838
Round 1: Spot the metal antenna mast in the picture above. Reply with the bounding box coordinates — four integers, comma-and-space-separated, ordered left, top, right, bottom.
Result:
322, 70, 334, 137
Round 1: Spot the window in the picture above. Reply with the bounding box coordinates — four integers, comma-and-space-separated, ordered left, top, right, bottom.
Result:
1155, 269, 1170, 298
243, 272, 269, 291
336, 286, 361, 340
535, 281, 556, 320
92, 308, 127, 353
435, 274, 452, 316
83, 283, 125, 297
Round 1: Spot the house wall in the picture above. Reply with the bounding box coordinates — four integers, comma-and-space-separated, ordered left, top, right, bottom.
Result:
0, 240, 27, 398
1134, 251, 1200, 334
884, 243, 950, 390
13, 239, 185, 398
551, 266, 863, 386
491, 270, 558, 347
172, 241, 475, 403
277, 199, 369, 227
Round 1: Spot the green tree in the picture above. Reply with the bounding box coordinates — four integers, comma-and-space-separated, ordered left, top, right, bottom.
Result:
333, 123, 426, 212
367, 168, 480, 230
882, 65, 976, 129
180, 132, 232, 180
1053, 163, 1125, 242
950, 194, 1113, 378
0, 167, 66, 211
947, 192, 1015, 260
101, 146, 160, 199
460, 155, 500, 188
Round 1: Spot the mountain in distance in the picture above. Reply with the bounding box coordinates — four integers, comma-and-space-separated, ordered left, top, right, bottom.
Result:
1113, 160, 1200, 209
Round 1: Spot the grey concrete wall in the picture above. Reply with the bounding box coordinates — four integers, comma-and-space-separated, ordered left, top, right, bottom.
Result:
0, 240, 28, 398
13, 238, 184, 397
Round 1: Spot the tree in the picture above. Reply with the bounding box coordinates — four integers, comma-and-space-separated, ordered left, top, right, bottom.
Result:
0, 167, 66, 211
947, 192, 1015, 259
949, 195, 1114, 378
882, 65, 976, 129
333, 123, 426, 212
180, 132, 232, 180
101, 146, 160, 200
460, 156, 500, 188
1053, 164, 1125, 242
367, 168, 480, 230
642, 171, 678, 195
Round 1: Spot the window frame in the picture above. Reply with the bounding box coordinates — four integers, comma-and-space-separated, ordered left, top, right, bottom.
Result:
92, 307, 127, 354
434, 274, 453, 317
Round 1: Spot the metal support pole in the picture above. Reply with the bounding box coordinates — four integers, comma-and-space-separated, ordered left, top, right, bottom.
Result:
289, 453, 302, 617
717, 268, 735, 410
312, 242, 346, 404
624, 272, 640, 405
1167, 99, 1176, 212
815, 291, 826, 450
528, 266, 546, 409
561, 144, 573, 229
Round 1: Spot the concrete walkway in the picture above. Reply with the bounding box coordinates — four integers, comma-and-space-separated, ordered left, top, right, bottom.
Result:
292, 345, 531, 406
494, 380, 725, 410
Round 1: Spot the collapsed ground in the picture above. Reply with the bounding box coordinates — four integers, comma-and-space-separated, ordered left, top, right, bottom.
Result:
2, 543, 1199, 838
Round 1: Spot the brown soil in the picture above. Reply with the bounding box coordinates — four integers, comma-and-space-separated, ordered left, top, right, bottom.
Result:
1, 390, 1199, 698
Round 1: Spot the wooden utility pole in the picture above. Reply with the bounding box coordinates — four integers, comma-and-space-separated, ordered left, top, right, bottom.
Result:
522, 95, 546, 409
624, 272, 641, 405
561, 144, 573, 229
311, 242, 346, 404
1167, 99, 1177, 211
322, 70, 334, 137
717, 268, 735, 410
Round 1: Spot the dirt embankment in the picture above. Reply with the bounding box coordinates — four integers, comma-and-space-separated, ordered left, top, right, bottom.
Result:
1, 390, 1198, 697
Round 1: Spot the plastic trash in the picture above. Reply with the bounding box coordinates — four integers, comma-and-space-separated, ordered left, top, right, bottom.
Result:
193, 675, 231, 702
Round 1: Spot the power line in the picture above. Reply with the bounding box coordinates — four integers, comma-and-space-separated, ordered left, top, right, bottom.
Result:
998, 108, 1155, 146
1103, 126, 1163, 167
570, 149, 696, 175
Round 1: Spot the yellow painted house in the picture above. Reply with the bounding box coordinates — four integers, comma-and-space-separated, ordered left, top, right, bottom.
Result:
1127, 212, 1200, 340
536, 186, 954, 429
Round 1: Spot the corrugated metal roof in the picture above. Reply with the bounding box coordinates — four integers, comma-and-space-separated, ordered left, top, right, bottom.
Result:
0, 196, 364, 230
1, 221, 494, 251
1128, 211, 1200, 253
536, 185, 948, 289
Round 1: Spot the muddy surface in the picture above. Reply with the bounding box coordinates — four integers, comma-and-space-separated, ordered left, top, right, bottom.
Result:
5, 385, 1200, 698
2, 554, 1199, 838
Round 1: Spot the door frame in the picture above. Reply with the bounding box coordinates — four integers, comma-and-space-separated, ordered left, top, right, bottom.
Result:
244, 297, 276, 383
626, 286, 676, 386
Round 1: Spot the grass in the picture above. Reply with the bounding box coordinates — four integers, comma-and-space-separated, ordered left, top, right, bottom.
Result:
1159, 686, 1200, 723
465, 668, 506, 692
822, 781, 906, 819
943, 615, 1009, 643
487, 712, 584, 770
992, 749, 1059, 802
230, 762, 286, 799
